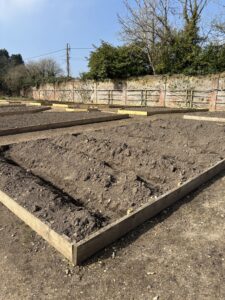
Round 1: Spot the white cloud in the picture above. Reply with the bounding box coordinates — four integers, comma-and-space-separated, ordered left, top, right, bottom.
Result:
0, 0, 46, 22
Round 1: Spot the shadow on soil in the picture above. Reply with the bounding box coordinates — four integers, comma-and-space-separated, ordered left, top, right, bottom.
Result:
82, 170, 225, 266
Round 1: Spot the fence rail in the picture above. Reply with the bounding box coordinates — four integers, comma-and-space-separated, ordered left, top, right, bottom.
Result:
32, 88, 225, 110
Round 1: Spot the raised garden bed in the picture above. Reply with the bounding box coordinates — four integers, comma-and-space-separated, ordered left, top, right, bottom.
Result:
0, 112, 129, 136
0, 104, 25, 108
186, 111, 225, 117
0, 118, 225, 263
118, 107, 208, 116
184, 111, 225, 122
0, 105, 50, 116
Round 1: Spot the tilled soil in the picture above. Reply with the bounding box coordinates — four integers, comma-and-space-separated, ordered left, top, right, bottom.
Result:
0, 105, 43, 113
0, 111, 117, 130
0, 104, 25, 108
120, 107, 204, 112
1, 170, 225, 299
1, 118, 225, 241
188, 111, 225, 118
0, 152, 106, 242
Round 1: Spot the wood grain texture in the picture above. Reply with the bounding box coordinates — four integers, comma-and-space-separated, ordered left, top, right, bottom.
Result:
184, 115, 225, 122
0, 190, 73, 261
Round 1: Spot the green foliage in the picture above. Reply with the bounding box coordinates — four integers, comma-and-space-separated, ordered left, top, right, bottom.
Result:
4, 65, 28, 94
10, 54, 24, 67
192, 44, 225, 75
0, 49, 25, 93
155, 30, 201, 75
82, 42, 152, 80
0, 52, 64, 95
83, 36, 225, 80
83, 0, 225, 79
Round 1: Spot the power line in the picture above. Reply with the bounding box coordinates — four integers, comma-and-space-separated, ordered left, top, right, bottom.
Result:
70, 47, 94, 50
24, 45, 94, 76
70, 56, 88, 60
25, 49, 65, 60
24, 47, 94, 60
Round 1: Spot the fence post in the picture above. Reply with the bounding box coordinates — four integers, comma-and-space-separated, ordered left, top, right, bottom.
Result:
185, 89, 188, 107
111, 90, 113, 105
209, 76, 220, 111
141, 90, 144, 106
159, 89, 165, 107
54, 84, 56, 101
96, 90, 98, 104
145, 90, 148, 106
159, 76, 167, 107
191, 90, 194, 108
93, 82, 98, 104
72, 81, 75, 102
123, 81, 127, 106
108, 90, 111, 105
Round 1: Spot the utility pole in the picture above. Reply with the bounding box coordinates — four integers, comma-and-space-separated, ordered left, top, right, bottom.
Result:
66, 43, 71, 77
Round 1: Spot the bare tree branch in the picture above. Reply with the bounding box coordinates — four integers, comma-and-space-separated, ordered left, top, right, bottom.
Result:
118, 0, 173, 74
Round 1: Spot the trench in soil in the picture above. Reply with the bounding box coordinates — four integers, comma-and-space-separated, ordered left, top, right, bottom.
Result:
0, 117, 225, 242
0, 148, 107, 242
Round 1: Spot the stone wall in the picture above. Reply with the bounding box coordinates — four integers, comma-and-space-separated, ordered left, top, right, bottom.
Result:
30, 73, 225, 111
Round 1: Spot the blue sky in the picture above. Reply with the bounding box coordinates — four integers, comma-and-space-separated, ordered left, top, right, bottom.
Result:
0, 0, 224, 77
0, 0, 126, 76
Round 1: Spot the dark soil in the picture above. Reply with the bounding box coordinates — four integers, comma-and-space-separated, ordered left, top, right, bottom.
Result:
0, 105, 48, 114
0, 151, 106, 242
0, 104, 25, 108
1, 118, 225, 241
0, 111, 117, 130
188, 111, 225, 118
1, 115, 225, 299
1, 164, 225, 299
120, 107, 205, 112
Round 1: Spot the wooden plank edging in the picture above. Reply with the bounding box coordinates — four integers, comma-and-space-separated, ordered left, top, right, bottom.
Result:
0, 114, 129, 136
0, 107, 51, 117
118, 109, 148, 116
66, 108, 88, 112
52, 104, 69, 108
26, 102, 42, 106
0, 104, 26, 108
0, 158, 224, 265
183, 115, 225, 122
0, 190, 73, 261
118, 108, 208, 116
74, 158, 225, 264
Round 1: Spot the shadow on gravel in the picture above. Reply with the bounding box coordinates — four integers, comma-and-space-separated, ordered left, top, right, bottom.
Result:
82, 170, 225, 266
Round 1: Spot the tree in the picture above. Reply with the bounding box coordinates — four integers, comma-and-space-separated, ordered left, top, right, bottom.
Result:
26, 58, 63, 85
180, 0, 208, 46
171, 0, 208, 74
36, 58, 63, 77
212, 19, 225, 44
193, 43, 225, 74
0, 49, 25, 93
0, 51, 64, 94
10, 54, 24, 67
4, 65, 28, 95
118, 0, 213, 75
214, 22, 225, 35
82, 42, 151, 80
0, 49, 10, 89
118, 0, 173, 75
